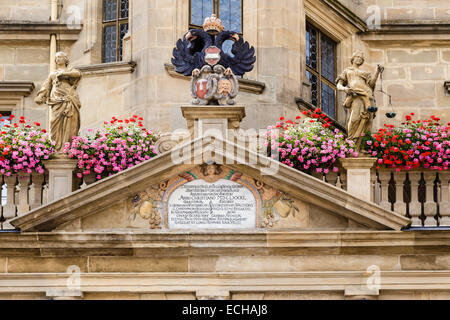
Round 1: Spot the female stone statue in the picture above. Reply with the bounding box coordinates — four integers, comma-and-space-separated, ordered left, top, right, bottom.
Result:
336, 51, 384, 152
35, 52, 82, 152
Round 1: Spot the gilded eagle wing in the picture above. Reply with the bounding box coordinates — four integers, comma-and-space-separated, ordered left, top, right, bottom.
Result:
215, 31, 256, 76
171, 29, 212, 76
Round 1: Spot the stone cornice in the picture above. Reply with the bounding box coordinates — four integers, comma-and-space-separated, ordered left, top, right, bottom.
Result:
320, 0, 367, 32
10, 136, 410, 232
0, 81, 35, 96
1, 271, 450, 294
0, 21, 82, 41
77, 61, 137, 77
361, 23, 450, 41
164, 63, 265, 95
0, 230, 449, 256
181, 106, 246, 122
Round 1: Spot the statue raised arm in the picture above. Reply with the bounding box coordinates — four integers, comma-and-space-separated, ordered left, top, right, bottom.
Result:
35, 52, 82, 152
336, 51, 383, 153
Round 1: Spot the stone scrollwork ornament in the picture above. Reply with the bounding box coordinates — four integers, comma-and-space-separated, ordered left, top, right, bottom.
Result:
131, 183, 167, 229
255, 181, 300, 229
172, 14, 255, 105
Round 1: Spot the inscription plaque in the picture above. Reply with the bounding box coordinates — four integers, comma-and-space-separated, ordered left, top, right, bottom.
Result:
168, 179, 257, 229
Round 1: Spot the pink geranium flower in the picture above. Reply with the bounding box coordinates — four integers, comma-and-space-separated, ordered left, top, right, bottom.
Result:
64, 116, 158, 181
266, 113, 354, 174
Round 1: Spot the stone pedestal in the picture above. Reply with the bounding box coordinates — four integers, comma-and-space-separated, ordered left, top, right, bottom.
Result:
181, 106, 246, 141
340, 157, 377, 202
43, 155, 78, 203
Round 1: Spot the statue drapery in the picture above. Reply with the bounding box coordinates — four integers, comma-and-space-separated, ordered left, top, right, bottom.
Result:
35, 65, 82, 152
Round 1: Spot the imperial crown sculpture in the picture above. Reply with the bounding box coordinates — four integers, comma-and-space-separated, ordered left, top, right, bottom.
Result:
202, 14, 225, 34
172, 14, 256, 105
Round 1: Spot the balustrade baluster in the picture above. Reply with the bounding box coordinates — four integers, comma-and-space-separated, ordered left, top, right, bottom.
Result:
378, 171, 391, 211
394, 172, 407, 217
30, 172, 45, 210
374, 172, 382, 205
43, 171, 49, 204
17, 172, 31, 215
439, 171, 450, 226
2, 174, 17, 229
423, 172, 438, 227
370, 170, 377, 203
83, 173, 97, 186
339, 171, 347, 190
409, 172, 422, 227
325, 171, 338, 187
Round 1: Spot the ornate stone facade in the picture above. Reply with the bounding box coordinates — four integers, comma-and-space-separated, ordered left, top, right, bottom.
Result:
0, 0, 448, 132
0, 0, 449, 301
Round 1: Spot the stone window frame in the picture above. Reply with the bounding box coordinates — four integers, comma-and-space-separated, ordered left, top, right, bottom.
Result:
305, 20, 338, 119
0, 82, 35, 114
102, 0, 130, 63
189, 0, 244, 34
303, 0, 365, 126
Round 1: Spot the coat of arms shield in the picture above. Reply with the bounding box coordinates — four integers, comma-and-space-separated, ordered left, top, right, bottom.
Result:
196, 79, 208, 99
205, 46, 221, 66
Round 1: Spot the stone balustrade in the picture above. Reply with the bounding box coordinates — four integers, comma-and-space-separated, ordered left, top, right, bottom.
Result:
0, 172, 48, 230
373, 169, 449, 228
1, 154, 448, 230
312, 164, 449, 228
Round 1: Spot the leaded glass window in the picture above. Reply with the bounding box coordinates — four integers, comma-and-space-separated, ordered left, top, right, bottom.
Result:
306, 22, 337, 119
103, 0, 129, 63
190, 0, 242, 33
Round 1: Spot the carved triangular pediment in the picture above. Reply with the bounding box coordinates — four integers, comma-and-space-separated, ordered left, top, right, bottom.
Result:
10, 136, 410, 232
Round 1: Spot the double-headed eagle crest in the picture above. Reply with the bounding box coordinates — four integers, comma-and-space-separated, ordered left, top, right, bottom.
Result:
172, 14, 256, 105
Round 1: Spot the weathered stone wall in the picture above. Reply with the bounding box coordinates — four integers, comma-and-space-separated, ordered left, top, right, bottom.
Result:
0, 0, 51, 21
0, 0, 448, 133
0, 231, 450, 300
336, 0, 450, 128
0, 0, 84, 128
363, 43, 450, 129
0, 0, 83, 23
0, 42, 50, 126
338, 0, 450, 22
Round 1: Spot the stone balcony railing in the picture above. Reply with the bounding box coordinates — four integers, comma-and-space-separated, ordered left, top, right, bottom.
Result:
373, 169, 449, 228
1, 172, 48, 230
1, 157, 448, 230
309, 167, 449, 228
